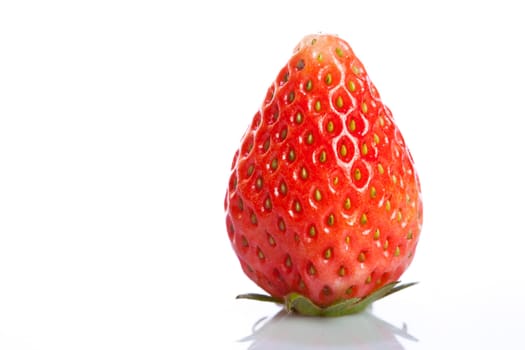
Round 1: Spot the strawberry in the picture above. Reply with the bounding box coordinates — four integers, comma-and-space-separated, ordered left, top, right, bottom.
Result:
224, 34, 422, 316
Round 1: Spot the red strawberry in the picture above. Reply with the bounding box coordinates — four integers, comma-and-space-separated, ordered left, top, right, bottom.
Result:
225, 34, 422, 316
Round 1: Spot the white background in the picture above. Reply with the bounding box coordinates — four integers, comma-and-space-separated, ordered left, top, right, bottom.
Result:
1, 1, 524, 349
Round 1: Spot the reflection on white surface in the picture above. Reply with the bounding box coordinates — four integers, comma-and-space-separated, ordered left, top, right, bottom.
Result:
239, 307, 416, 350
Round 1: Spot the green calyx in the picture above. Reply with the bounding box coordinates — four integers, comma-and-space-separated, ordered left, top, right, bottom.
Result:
236, 281, 417, 317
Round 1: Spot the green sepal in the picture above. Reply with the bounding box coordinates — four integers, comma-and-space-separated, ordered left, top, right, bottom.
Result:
235, 293, 283, 303
236, 281, 417, 317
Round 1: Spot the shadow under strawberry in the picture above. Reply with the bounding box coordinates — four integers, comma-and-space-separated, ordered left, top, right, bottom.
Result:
239, 307, 417, 350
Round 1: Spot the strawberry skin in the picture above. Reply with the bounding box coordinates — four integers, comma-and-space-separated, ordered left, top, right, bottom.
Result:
225, 34, 422, 309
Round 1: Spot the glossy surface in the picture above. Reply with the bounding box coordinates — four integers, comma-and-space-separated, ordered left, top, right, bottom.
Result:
1, 1, 525, 349
225, 33, 423, 308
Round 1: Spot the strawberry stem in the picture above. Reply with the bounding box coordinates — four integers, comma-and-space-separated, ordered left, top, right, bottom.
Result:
236, 281, 417, 317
